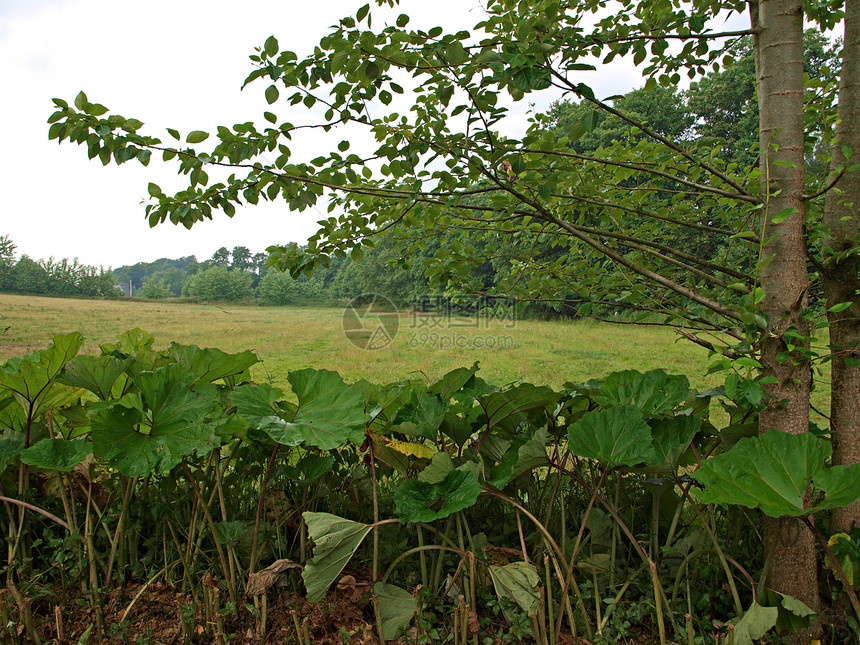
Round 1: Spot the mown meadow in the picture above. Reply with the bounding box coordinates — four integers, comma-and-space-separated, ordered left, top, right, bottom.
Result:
0, 294, 722, 392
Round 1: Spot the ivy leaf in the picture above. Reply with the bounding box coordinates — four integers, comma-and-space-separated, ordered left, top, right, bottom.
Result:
567, 406, 657, 467
302, 512, 372, 603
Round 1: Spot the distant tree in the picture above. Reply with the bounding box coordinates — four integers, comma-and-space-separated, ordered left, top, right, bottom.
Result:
139, 274, 173, 298
231, 246, 252, 272
0, 235, 16, 291
183, 265, 253, 301
211, 247, 231, 267
11, 256, 49, 294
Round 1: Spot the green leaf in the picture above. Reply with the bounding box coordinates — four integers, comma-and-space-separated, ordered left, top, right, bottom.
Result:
91, 364, 219, 476
581, 110, 598, 133
594, 369, 690, 417
167, 343, 258, 384
827, 302, 853, 313
21, 438, 91, 473
281, 369, 370, 450
392, 391, 449, 440
487, 426, 548, 488
477, 384, 559, 433
186, 130, 209, 144
372, 583, 418, 639
394, 468, 482, 523
732, 602, 778, 645
59, 354, 131, 401
814, 464, 860, 510
265, 85, 280, 105
0, 437, 25, 473
230, 383, 290, 437
488, 562, 541, 615
429, 363, 479, 399
693, 430, 840, 517
649, 415, 700, 470
417, 451, 454, 485
567, 406, 656, 467
284, 454, 334, 483
264, 35, 279, 57
302, 512, 372, 603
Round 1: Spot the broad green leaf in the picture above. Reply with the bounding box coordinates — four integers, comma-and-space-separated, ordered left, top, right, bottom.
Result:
302, 512, 372, 603
429, 363, 479, 399
477, 384, 559, 434
280, 369, 370, 450
392, 391, 449, 439
776, 592, 816, 618
91, 364, 219, 476
168, 343, 258, 384
284, 454, 334, 483
487, 426, 548, 488
594, 370, 690, 417
814, 464, 860, 511
0, 333, 84, 417
567, 406, 656, 467
693, 431, 838, 517
417, 451, 454, 484
488, 562, 541, 615
394, 468, 482, 523
59, 354, 132, 400
21, 438, 91, 472
648, 415, 700, 470
230, 383, 292, 437
0, 437, 25, 473
372, 582, 419, 639
731, 602, 778, 645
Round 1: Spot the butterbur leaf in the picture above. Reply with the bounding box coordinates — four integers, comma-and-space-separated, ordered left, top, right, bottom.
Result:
649, 415, 700, 470
813, 464, 860, 511
284, 454, 334, 482
477, 384, 559, 434
417, 451, 454, 484
395, 468, 481, 523
393, 391, 448, 439
567, 406, 656, 467
282, 369, 369, 450
230, 383, 290, 437
693, 430, 858, 517
373, 583, 418, 639
303, 512, 372, 603
60, 354, 131, 400
488, 562, 540, 615
0, 437, 25, 473
0, 333, 84, 414
21, 438, 91, 472
487, 426, 548, 488
91, 364, 219, 476
168, 343, 258, 384
429, 363, 479, 399
594, 369, 690, 417
731, 602, 778, 645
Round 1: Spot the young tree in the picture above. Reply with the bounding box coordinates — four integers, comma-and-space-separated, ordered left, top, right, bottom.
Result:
48, 0, 858, 637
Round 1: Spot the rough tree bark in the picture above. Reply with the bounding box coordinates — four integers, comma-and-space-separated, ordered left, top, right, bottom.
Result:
824, 0, 860, 534
752, 0, 820, 633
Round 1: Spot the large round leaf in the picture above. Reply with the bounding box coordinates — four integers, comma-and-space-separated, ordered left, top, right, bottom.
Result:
567, 405, 657, 467
394, 468, 481, 523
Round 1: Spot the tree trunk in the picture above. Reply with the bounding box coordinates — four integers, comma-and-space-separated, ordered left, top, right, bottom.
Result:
823, 0, 860, 534
752, 0, 820, 633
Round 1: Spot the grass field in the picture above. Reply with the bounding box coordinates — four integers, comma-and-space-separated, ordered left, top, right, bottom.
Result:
0, 293, 729, 389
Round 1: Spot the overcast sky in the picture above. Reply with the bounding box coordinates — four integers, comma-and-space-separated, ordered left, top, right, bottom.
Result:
0, 0, 649, 269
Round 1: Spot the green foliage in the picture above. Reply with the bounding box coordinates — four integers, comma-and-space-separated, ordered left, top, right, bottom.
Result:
302, 512, 372, 603
183, 265, 254, 301
693, 430, 860, 517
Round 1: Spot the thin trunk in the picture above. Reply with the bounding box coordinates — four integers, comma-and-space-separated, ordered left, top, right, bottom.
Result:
753, 0, 819, 634
824, 0, 860, 533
